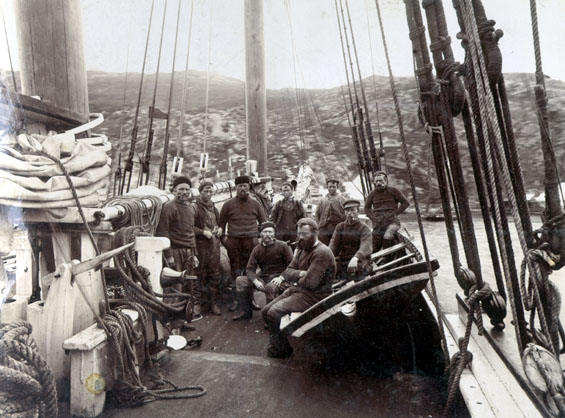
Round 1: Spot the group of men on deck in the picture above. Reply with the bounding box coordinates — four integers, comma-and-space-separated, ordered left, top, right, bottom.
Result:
156, 171, 409, 358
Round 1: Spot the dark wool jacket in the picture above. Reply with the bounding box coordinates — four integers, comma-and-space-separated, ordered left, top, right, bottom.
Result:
282, 241, 335, 295
192, 197, 220, 245
270, 198, 305, 229
219, 197, 267, 238
364, 186, 410, 226
156, 199, 196, 257
246, 240, 294, 282
315, 193, 347, 229
329, 220, 373, 261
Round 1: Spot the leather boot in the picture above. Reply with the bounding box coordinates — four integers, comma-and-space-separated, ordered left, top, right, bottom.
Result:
228, 286, 239, 312
232, 291, 252, 320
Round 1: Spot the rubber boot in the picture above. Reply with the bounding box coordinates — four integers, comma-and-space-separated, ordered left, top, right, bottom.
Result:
232, 291, 252, 321
228, 286, 239, 312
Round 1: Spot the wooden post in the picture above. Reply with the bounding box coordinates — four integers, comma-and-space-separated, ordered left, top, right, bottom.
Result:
244, 0, 267, 175
14, 0, 90, 120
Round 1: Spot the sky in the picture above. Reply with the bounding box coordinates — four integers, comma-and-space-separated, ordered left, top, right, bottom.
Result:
1, 0, 564, 89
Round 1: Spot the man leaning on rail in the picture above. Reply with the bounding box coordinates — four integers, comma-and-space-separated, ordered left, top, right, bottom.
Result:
262, 218, 336, 358
364, 171, 410, 253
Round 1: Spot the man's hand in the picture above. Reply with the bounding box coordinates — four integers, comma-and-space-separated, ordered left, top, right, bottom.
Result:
347, 257, 358, 273
191, 256, 199, 268
299, 271, 307, 278
271, 276, 284, 288
167, 256, 175, 268
203, 230, 213, 239
253, 279, 265, 292
213, 227, 223, 238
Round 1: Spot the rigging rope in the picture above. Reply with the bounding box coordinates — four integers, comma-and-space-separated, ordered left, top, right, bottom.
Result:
122, 0, 156, 194
0, 3, 17, 92
373, 0, 450, 370
139, 0, 169, 187
159, 0, 183, 190
202, 0, 214, 160
176, 0, 195, 159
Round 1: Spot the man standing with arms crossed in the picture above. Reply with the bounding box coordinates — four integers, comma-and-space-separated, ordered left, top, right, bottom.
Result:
219, 175, 267, 312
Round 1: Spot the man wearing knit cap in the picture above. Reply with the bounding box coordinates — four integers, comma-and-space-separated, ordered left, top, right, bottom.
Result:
262, 218, 335, 358
232, 221, 293, 320
270, 182, 305, 246
315, 178, 347, 245
192, 181, 222, 315
329, 199, 373, 286
219, 175, 267, 312
156, 176, 199, 317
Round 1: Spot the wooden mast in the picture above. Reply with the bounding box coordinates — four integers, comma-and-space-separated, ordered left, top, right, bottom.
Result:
244, 0, 267, 175
14, 0, 90, 125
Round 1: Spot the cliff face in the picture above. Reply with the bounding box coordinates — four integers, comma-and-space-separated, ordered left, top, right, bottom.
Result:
88, 70, 565, 202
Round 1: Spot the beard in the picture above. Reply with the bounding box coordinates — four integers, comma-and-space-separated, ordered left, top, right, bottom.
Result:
237, 190, 249, 200
346, 216, 358, 225
262, 235, 275, 246
297, 235, 316, 250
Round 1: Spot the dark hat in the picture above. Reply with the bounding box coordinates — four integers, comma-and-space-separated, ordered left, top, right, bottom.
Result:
297, 217, 318, 232
259, 221, 276, 232
235, 175, 251, 185
198, 181, 214, 192
280, 182, 293, 189
172, 176, 192, 189
290, 180, 297, 190
344, 199, 361, 209
327, 179, 340, 185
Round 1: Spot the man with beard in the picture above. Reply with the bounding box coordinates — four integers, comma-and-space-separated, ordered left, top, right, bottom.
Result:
315, 179, 347, 245
156, 176, 199, 317
270, 182, 305, 246
262, 218, 335, 358
329, 199, 373, 286
193, 181, 222, 316
232, 222, 293, 320
364, 171, 410, 252
219, 176, 267, 311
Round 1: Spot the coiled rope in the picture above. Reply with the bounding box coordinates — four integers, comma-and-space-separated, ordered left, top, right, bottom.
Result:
103, 195, 164, 234
0, 321, 57, 418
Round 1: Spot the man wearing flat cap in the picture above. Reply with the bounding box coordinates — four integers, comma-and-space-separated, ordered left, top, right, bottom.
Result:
315, 179, 347, 246
156, 176, 199, 315
364, 171, 410, 252
192, 181, 222, 315
232, 221, 293, 320
329, 199, 373, 286
219, 175, 267, 311
270, 182, 305, 246
262, 218, 335, 358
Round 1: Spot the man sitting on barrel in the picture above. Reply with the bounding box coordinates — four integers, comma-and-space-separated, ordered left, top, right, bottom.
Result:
329, 199, 373, 287
262, 218, 336, 358
232, 222, 293, 321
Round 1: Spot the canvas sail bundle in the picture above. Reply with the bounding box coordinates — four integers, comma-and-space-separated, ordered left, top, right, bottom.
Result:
0, 132, 110, 208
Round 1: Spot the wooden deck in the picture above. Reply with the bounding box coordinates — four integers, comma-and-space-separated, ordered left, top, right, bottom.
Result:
99, 297, 449, 418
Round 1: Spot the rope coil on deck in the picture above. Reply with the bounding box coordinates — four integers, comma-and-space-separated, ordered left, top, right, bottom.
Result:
0, 321, 57, 418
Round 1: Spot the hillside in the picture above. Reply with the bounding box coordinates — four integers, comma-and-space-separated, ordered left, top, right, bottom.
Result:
87, 70, 565, 202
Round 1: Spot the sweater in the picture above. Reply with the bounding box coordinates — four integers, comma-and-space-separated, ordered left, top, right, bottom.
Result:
246, 240, 294, 282
155, 199, 196, 257
282, 241, 335, 294
364, 186, 409, 225
219, 197, 267, 238
192, 197, 220, 245
329, 221, 373, 261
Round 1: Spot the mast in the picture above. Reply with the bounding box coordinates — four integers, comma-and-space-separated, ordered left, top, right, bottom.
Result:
14, 0, 89, 124
244, 0, 267, 175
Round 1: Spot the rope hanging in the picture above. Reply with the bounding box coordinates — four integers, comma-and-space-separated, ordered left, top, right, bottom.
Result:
201, 0, 214, 164
139, 0, 169, 187
373, 0, 450, 374
0, 3, 17, 92
158, 0, 183, 190
121, 0, 156, 195
176, 0, 196, 160
102, 195, 164, 235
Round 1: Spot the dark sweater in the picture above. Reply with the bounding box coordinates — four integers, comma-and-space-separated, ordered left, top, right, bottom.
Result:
219, 197, 267, 238
193, 197, 220, 245
246, 240, 293, 282
364, 186, 409, 225
155, 199, 196, 257
329, 221, 373, 261
282, 241, 335, 294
